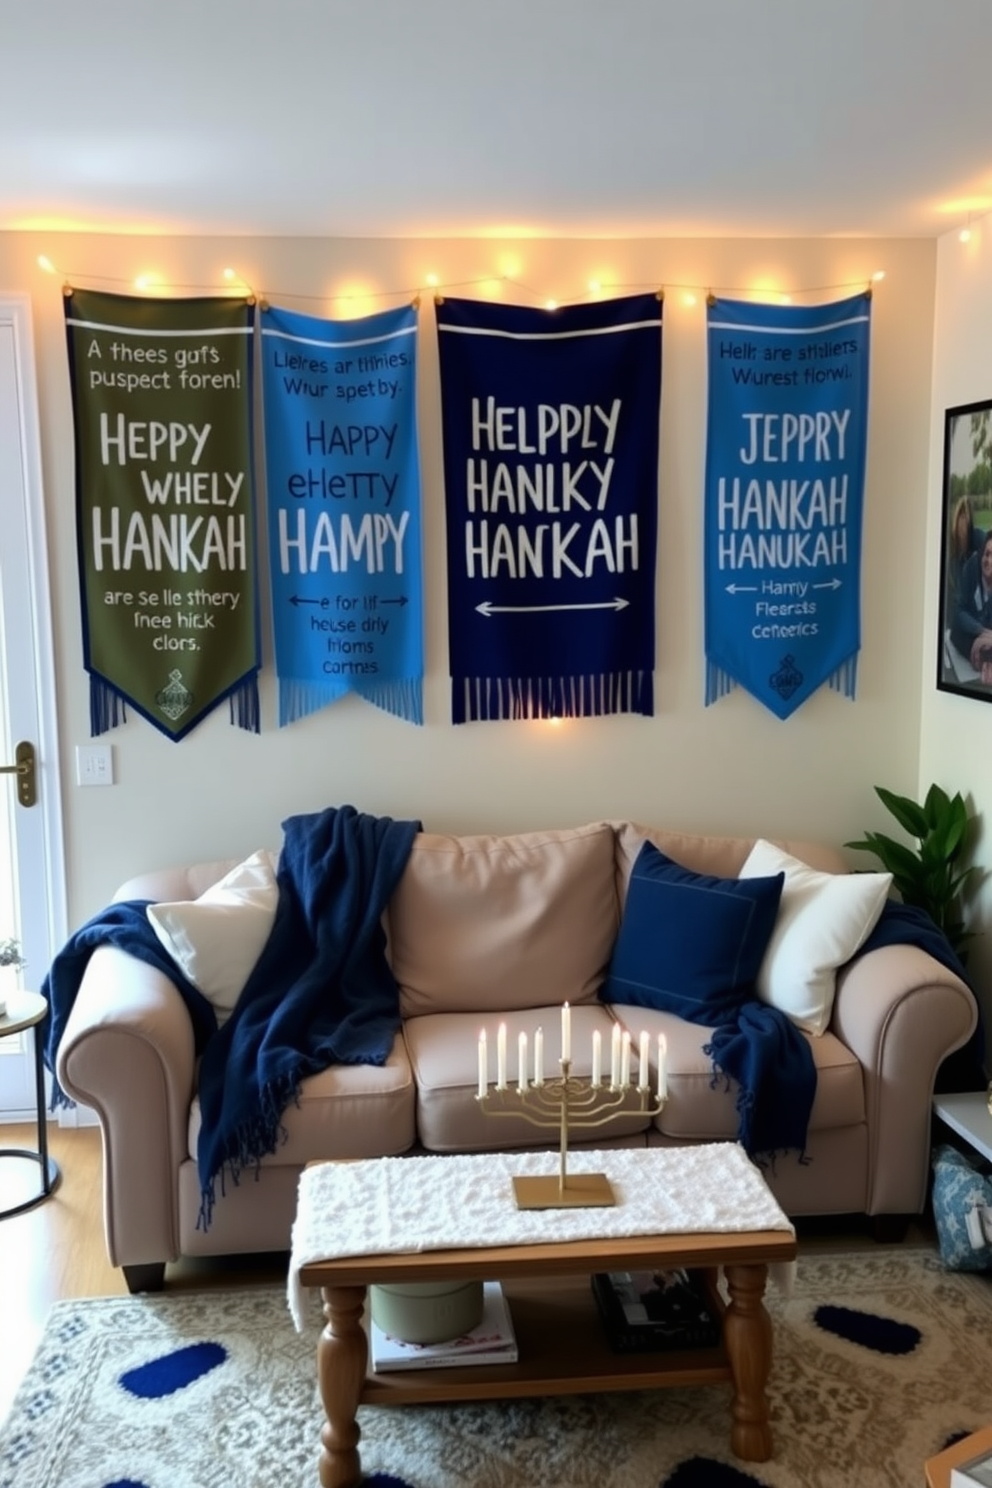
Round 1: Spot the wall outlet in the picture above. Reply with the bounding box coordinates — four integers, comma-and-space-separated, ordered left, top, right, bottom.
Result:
76, 743, 114, 787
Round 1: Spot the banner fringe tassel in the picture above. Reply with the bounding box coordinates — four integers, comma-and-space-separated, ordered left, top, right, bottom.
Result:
453, 672, 653, 723
89, 676, 128, 736
228, 679, 260, 734
827, 655, 859, 699
357, 679, 423, 725
278, 678, 423, 726
705, 663, 737, 706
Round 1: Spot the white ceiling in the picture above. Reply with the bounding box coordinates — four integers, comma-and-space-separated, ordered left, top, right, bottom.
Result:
4, 0, 991, 241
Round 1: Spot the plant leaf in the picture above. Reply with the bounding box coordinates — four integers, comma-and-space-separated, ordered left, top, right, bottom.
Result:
923, 782, 952, 830
875, 787, 928, 840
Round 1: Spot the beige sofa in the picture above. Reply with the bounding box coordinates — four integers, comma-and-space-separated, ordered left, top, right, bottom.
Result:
55, 818, 978, 1292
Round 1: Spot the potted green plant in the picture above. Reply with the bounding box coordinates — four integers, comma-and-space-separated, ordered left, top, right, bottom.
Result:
845, 784, 981, 963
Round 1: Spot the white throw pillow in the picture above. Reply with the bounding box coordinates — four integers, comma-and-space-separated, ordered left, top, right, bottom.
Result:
739, 839, 892, 1035
146, 849, 279, 1026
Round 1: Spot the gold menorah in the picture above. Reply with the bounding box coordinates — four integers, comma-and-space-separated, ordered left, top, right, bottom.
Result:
476, 1023, 667, 1209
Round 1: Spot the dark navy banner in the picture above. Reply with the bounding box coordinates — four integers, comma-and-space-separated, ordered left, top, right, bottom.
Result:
436, 294, 662, 723
260, 303, 423, 725
704, 292, 872, 719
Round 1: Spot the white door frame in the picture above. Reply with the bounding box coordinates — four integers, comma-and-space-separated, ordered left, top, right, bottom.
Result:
0, 292, 67, 1117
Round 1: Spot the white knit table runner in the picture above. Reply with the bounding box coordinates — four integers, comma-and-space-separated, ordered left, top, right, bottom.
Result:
287, 1142, 793, 1330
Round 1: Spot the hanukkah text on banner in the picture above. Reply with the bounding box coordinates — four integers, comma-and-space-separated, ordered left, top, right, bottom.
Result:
461, 396, 637, 581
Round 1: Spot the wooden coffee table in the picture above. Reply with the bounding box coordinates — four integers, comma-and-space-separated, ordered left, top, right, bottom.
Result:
299, 1224, 797, 1488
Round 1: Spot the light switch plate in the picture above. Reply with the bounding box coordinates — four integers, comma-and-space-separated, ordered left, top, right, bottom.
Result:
76, 743, 114, 786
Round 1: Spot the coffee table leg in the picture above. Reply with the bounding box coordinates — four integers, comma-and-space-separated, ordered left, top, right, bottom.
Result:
316, 1284, 368, 1488
722, 1262, 773, 1462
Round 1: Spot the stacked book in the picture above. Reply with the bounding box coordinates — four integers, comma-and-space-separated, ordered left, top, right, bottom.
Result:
369, 1280, 518, 1372
591, 1268, 722, 1352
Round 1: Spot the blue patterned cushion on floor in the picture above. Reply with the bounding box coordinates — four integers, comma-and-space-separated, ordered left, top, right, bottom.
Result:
932, 1143, 992, 1271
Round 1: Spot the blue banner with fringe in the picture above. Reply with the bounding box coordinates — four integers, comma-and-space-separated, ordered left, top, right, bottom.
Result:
260, 303, 423, 726
436, 293, 662, 722
704, 292, 872, 719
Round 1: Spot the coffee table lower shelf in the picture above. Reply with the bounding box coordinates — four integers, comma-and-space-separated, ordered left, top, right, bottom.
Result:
362, 1273, 731, 1405
300, 1225, 794, 1488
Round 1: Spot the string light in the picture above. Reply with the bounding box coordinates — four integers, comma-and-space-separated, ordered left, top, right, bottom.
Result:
34, 260, 885, 308
960, 216, 972, 243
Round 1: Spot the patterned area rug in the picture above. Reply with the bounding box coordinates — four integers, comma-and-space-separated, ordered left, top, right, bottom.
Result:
1, 1244, 989, 1488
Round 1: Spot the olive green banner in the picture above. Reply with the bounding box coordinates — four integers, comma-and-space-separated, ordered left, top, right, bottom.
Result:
64, 288, 259, 740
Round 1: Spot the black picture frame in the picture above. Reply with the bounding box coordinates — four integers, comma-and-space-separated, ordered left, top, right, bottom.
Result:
937, 398, 992, 702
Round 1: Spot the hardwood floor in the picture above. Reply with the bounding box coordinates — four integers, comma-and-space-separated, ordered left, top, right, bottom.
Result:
0, 1123, 289, 1425
0, 1125, 124, 1423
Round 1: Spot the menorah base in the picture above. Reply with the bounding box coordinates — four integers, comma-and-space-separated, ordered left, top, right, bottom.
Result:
512, 1172, 616, 1209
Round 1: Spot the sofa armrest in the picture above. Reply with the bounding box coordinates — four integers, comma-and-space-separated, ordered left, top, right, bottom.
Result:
55, 945, 197, 1268
831, 943, 978, 1215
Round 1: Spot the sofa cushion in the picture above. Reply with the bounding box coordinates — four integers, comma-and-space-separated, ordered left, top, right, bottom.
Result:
404, 1003, 652, 1151
609, 1003, 865, 1138
739, 839, 892, 1035
600, 841, 784, 1022
188, 1031, 416, 1164
389, 823, 618, 1018
611, 820, 848, 906
147, 850, 279, 1026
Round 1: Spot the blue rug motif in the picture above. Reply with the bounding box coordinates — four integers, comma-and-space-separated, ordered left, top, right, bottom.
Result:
813, 1302, 922, 1355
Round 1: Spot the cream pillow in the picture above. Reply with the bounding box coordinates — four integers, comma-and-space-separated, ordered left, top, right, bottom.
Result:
146, 849, 279, 1026
739, 839, 892, 1035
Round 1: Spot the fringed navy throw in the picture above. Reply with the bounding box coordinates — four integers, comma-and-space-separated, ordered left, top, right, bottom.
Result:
435, 293, 662, 722
195, 804, 420, 1223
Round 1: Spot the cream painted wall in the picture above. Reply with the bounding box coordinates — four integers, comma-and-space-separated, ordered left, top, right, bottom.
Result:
0, 232, 936, 928
920, 223, 992, 1047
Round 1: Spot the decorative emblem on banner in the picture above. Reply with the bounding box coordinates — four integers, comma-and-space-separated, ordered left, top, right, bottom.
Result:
63, 289, 259, 740
436, 293, 662, 722
704, 292, 872, 719
260, 303, 423, 725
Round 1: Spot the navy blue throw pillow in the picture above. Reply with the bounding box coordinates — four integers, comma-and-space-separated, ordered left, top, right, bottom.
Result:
601, 842, 784, 1023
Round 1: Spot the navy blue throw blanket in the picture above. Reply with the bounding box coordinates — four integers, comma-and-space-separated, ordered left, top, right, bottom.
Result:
857, 900, 985, 1092
41, 900, 219, 1104
704, 1003, 816, 1160
196, 805, 419, 1222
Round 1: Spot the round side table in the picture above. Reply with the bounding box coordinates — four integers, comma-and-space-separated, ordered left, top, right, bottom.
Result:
0, 990, 61, 1218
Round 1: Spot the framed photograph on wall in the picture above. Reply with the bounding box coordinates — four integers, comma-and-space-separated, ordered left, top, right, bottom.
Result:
938, 398, 992, 702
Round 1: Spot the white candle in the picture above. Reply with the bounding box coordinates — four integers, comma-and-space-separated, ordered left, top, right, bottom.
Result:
657, 1033, 668, 1101
497, 1023, 507, 1090
638, 1030, 650, 1092
610, 1022, 621, 1088
533, 1026, 544, 1086
477, 1028, 487, 1099
591, 1028, 602, 1087
518, 1031, 528, 1092
561, 1002, 571, 1062
620, 1030, 631, 1089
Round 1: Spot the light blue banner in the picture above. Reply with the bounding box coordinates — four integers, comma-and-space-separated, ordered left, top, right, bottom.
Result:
260, 303, 423, 725
704, 293, 872, 720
